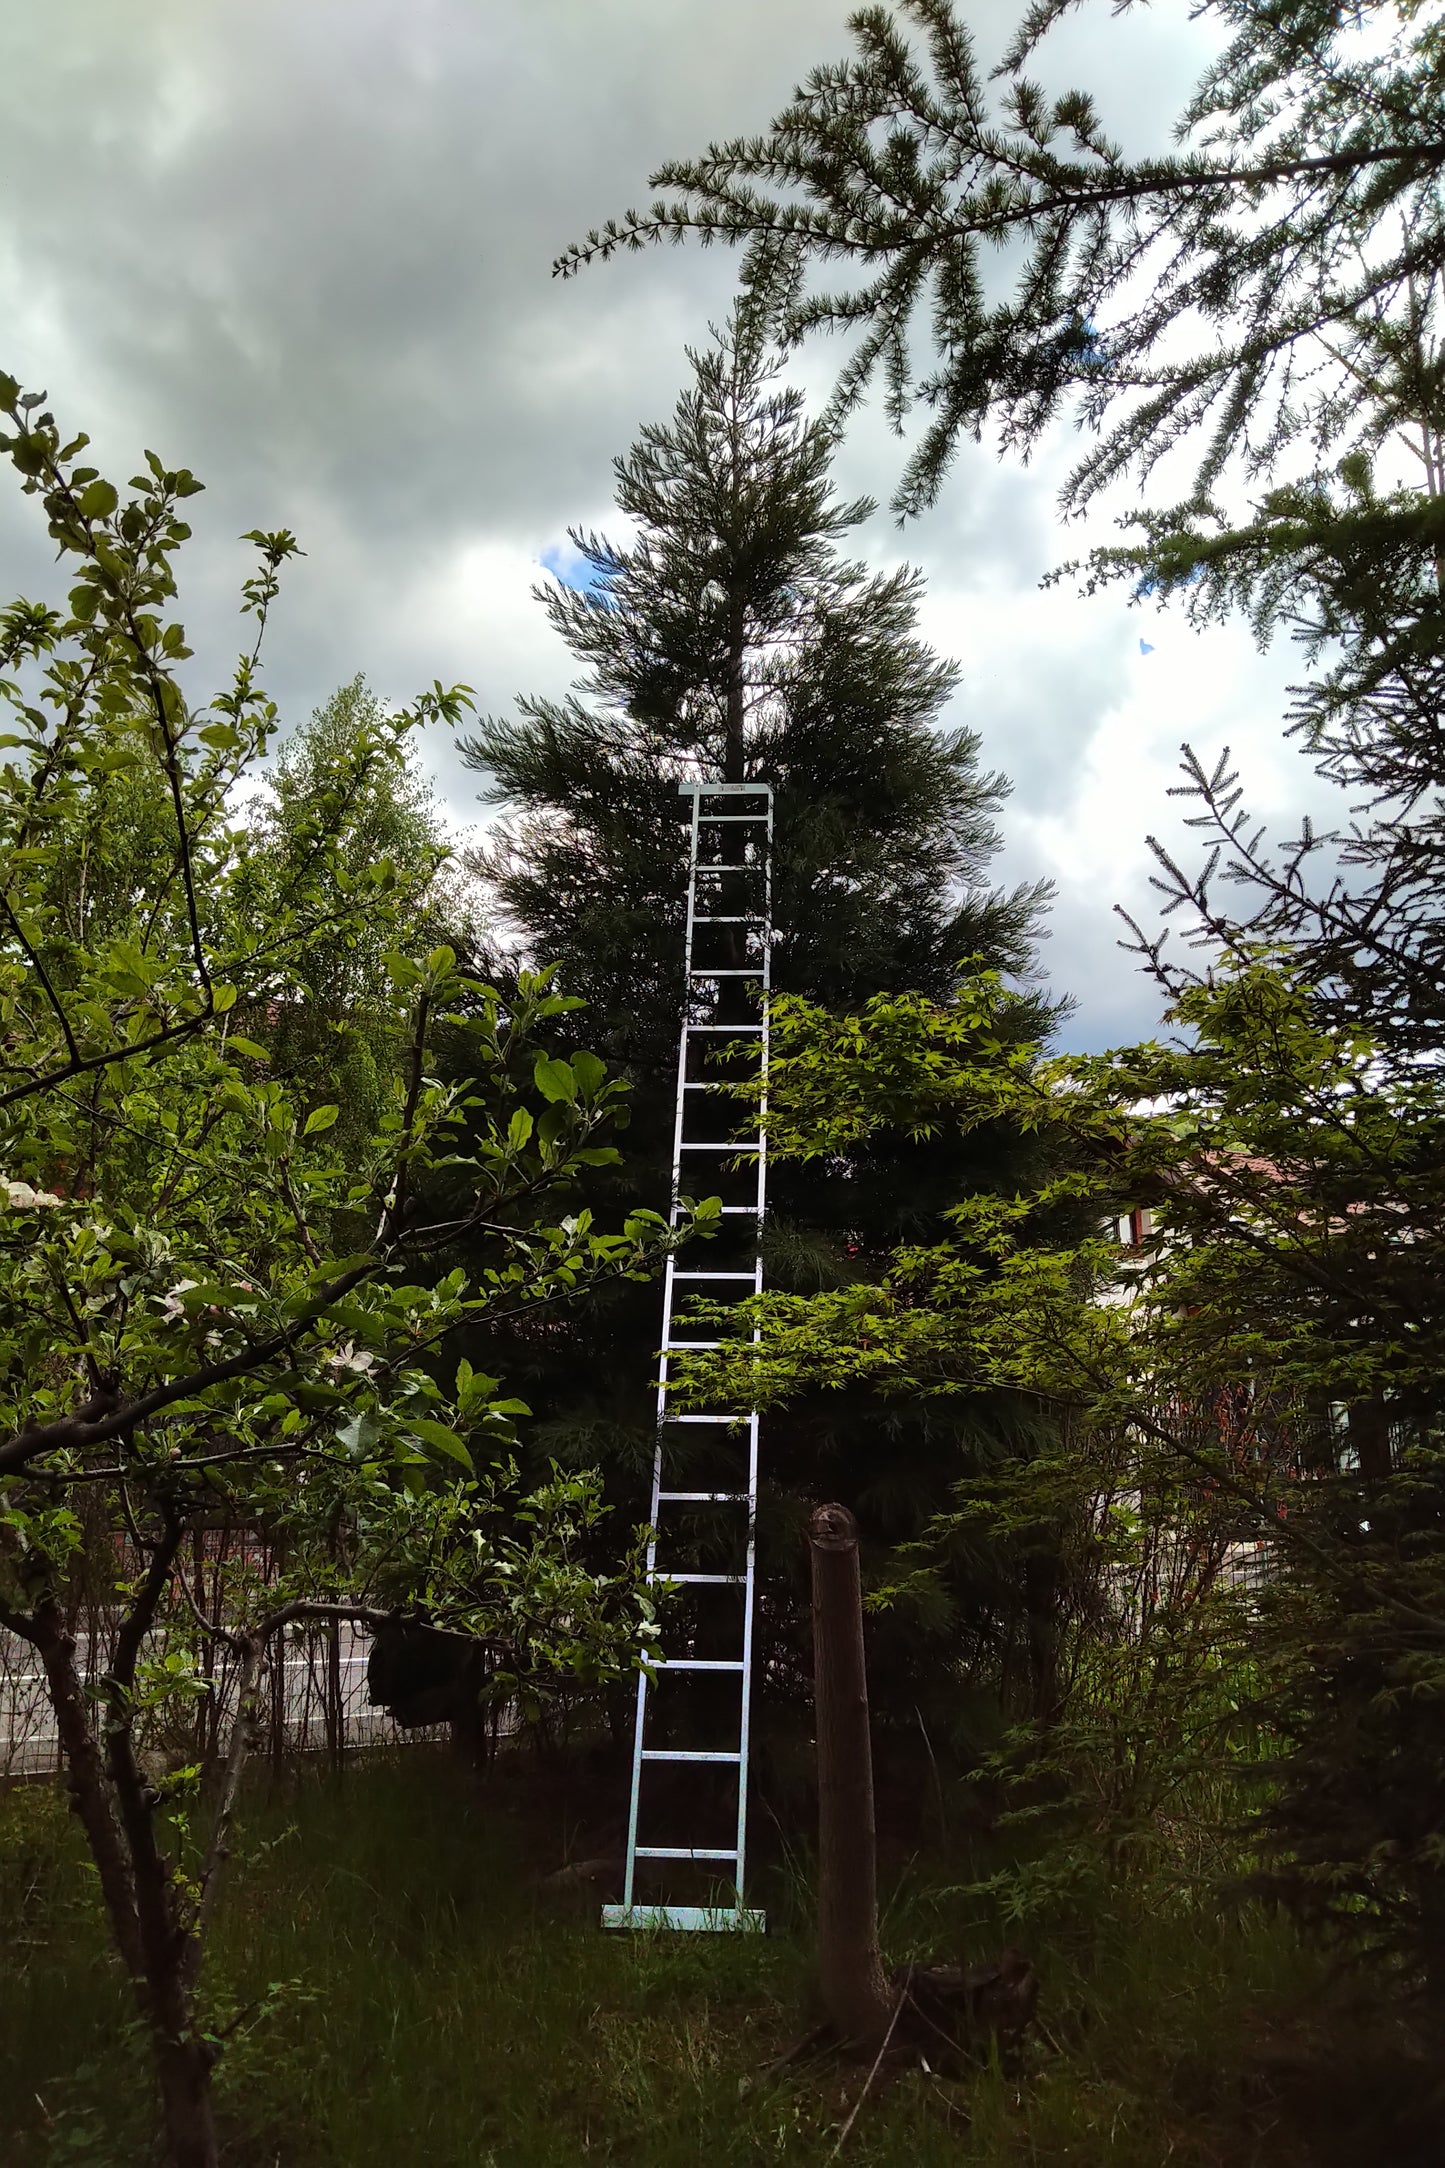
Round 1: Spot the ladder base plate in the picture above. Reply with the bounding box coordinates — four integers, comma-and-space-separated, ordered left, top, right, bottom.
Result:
602, 1904, 766, 1934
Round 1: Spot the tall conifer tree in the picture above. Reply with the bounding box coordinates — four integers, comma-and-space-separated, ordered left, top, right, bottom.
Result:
458, 315, 1063, 1740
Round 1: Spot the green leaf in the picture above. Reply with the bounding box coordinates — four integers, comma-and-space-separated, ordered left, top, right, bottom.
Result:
536, 1104, 568, 1150
338, 1410, 384, 1456
211, 983, 238, 1014
571, 1049, 607, 1095
507, 1106, 534, 1150
225, 1037, 270, 1061
406, 1417, 474, 1471
77, 479, 118, 520
304, 1104, 340, 1136
533, 1057, 577, 1104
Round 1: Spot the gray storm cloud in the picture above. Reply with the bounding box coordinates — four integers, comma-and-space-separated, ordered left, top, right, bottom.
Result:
0, 0, 1312, 1048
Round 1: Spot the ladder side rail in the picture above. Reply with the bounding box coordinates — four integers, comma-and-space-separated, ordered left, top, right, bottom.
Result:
735, 788, 772, 1884
735, 1409, 761, 1888
622, 785, 702, 1917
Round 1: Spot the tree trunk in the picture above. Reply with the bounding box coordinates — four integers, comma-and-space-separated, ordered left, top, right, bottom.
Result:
1023, 1541, 1064, 1729
324, 1618, 345, 1765
323, 1515, 346, 1765
29, 1600, 221, 2168
808, 1502, 894, 2051
109, 1695, 219, 2168
26, 1603, 146, 1981
154, 2035, 219, 2168
723, 598, 746, 783
1348, 1395, 1393, 1483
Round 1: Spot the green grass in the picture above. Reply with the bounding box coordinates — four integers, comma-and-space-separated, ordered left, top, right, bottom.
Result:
0, 1750, 1419, 2167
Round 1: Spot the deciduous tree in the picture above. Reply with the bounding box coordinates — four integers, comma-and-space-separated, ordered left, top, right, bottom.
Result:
0, 378, 684, 2168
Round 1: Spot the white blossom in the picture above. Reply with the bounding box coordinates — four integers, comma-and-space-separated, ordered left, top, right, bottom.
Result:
324, 1341, 376, 1377
1, 1177, 62, 1210
159, 1278, 199, 1322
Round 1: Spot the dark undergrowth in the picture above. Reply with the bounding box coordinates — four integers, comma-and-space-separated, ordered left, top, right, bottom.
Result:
1, 1748, 1437, 2167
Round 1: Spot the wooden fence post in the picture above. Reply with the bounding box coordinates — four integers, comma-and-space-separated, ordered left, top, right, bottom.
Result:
809, 1501, 894, 2051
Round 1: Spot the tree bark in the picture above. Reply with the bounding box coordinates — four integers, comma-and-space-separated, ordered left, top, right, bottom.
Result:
102, 1516, 223, 2167
723, 597, 746, 783
1348, 1395, 1393, 1483
26, 1602, 145, 1981
808, 1502, 894, 2052
188, 1631, 265, 1985
153, 2036, 219, 2168
1023, 1541, 1064, 1729
29, 1594, 221, 2167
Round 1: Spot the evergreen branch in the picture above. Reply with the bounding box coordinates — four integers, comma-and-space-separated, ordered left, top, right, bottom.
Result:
558, 137, 1445, 280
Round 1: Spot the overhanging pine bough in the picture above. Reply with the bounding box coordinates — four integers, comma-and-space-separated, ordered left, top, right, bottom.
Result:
557, 0, 1445, 518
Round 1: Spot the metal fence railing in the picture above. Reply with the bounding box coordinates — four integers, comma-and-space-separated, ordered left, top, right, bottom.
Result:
0, 1618, 442, 1780
0, 1527, 455, 1779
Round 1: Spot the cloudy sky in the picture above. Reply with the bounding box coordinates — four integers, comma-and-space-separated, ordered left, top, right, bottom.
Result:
0, 0, 1333, 1048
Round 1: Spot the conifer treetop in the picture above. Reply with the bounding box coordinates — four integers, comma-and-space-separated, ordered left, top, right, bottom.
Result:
461, 308, 1048, 1048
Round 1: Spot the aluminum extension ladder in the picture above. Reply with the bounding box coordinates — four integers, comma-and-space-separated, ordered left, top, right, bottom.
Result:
603, 779, 772, 1933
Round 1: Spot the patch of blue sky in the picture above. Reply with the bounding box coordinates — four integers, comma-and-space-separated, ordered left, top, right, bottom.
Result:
1074, 319, 1112, 374
1134, 565, 1204, 598
539, 538, 609, 597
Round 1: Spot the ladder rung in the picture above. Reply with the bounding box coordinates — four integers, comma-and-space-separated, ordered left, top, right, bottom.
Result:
678, 1140, 763, 1150
655, 1408, 751, 1421
657, 1414, 752, 1424
691, 915, 764, 924
640, 1749, 743, 1762
662, 1340, 725, 1351
654, 1659, 746, 1671
656, 1490, 749, 1501
694, 813, 767, 822
669, 1209, 761, 1223
675, 789, 766, 806
634, 1845, 740, 1858
687, 967, 766, 977
683, 1023, 764, 1033
671, 1271, 758, 1280
647, 1572, 745, 1584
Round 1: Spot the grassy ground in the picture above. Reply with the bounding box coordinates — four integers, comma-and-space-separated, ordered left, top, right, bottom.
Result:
0, 1748, 1432, 2167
